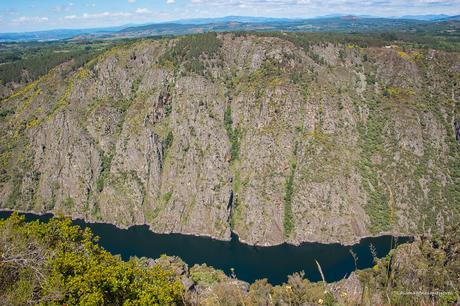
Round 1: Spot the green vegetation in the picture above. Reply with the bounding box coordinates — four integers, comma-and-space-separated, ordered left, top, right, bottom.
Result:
283, 142, 298, 237
357, 99, 392, 233
357, 226, 460, 305
224, 102, 244, 230
96, 152, 114, 193
0, 213, 184, 305
224, 104, 242, 162
248, 27, 460, 52
447, 142, 460, 214
163, 130, 174, 157
163, 191, 173, 204
62, 196, 76, 209
2, 214, 458, 305
0, 41, 112, 85
189, 264, 222, 285
158, 32, 222, 75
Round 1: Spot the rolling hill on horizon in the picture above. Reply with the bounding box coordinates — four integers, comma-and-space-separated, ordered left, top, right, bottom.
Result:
1, 14, 459, 42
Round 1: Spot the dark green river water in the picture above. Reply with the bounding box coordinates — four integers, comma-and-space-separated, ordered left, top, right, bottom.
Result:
0, 210, 411, 285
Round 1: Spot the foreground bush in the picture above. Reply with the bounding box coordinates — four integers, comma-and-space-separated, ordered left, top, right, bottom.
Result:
0, 213, 184, 305
1, 213, 459, 305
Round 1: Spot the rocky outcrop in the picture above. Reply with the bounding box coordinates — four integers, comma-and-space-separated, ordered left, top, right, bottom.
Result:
1, 33, 459, 246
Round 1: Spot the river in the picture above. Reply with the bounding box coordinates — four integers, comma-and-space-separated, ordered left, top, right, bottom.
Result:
0, 210, 411, 285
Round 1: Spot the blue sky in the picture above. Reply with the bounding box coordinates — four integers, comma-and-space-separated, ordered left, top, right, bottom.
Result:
1, 0, 459, 32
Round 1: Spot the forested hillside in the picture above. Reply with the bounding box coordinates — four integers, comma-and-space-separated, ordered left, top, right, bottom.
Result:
0, 41, 115, 99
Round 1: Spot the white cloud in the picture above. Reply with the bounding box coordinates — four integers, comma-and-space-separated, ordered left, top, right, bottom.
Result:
135, 8, 151, 14
12, 16, 49, 24
187, 0, 460, 8
54, 2, 75, 13
5, 0, 460, 32
82, 12, 132, 19
185, 0, 460, 17
64, 8, 155, 21
3, 8, 19, 16
63, 12, 133, 21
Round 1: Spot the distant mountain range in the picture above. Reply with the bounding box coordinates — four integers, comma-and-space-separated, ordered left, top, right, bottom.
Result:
397, 14, 450, 21
0, 25, 131, 42
164, 16, 299, 25
434, 15, 460, 21
1, 14, 459, 42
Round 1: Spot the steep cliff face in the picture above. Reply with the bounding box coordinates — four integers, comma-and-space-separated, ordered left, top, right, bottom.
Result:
1, 33, 459, 245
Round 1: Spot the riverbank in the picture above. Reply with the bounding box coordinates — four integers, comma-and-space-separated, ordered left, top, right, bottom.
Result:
0, 209, 412, 285
1, 212, 457, 305
0, 208, 411, 248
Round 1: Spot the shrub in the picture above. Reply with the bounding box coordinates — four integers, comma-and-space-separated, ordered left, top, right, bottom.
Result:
0, 213, 184, 305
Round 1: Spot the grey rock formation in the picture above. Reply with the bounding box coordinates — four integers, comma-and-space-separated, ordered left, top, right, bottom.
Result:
1, 33, 459, 246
